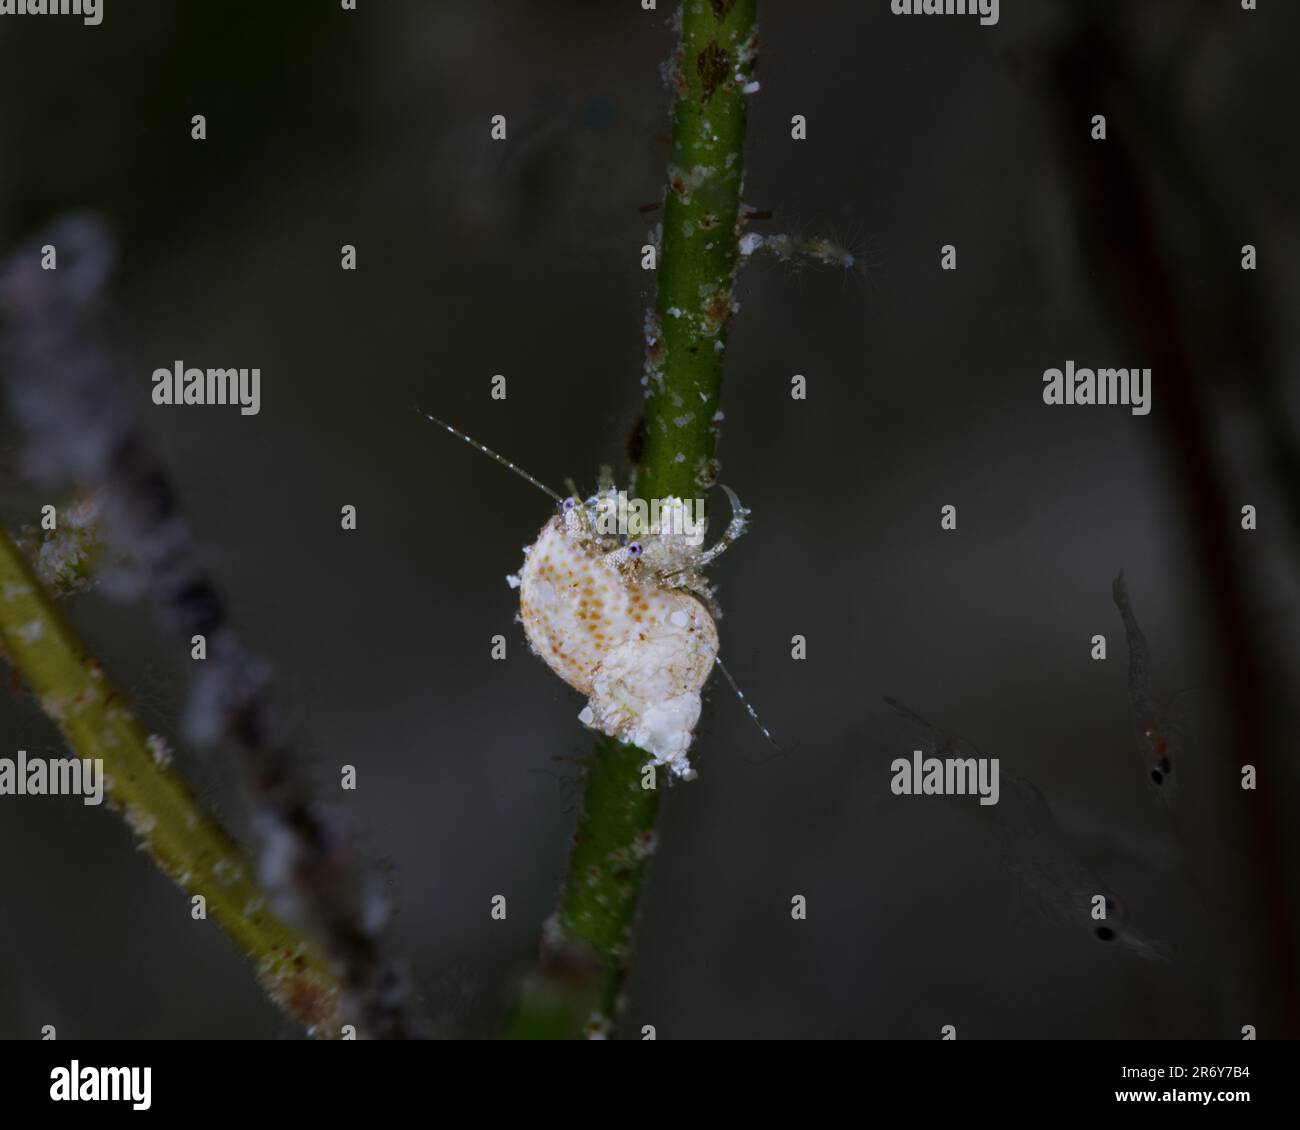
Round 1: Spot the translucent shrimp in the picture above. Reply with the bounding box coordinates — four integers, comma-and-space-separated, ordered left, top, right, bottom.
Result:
885, 698, 1169, 962
1112, 570, 1179, 803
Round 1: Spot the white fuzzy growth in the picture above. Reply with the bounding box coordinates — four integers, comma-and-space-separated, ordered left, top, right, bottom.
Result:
629, 696, 701, 774
587, 611, 715, 777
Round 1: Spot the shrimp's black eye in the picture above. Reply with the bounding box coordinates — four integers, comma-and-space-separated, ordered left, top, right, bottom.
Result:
627, 542, 642, 558
1094, 926, 1116, 942
563, 498, 576, 513
1151, 769, 1164, 785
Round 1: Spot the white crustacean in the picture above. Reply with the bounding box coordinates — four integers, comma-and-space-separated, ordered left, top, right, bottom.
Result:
422, 412, 772, 779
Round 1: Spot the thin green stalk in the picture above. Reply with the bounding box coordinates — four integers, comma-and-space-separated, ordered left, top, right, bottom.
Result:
509, 0, 758, 1039
0, 528, 343, 1034
639, 0, 757, 507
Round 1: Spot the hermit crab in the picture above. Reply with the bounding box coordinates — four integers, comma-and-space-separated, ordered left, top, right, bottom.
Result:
421, 412, 770, 779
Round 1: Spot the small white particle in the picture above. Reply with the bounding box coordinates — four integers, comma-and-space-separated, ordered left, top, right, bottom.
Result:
212, 859, 242, 886
125, 805, 157, 838
147, 734, 174, 767
17, 619, 43, 643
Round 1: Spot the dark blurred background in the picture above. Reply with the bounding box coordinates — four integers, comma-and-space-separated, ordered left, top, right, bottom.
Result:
1, 0, 1299, 1038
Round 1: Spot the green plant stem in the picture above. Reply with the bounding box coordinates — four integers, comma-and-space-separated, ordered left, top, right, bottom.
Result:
509, 0, 758, 1039
639, 0, 757, 506
0, 527, 343, 1034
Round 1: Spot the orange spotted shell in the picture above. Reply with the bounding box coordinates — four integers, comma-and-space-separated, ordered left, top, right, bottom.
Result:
517, 517, 718, 774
